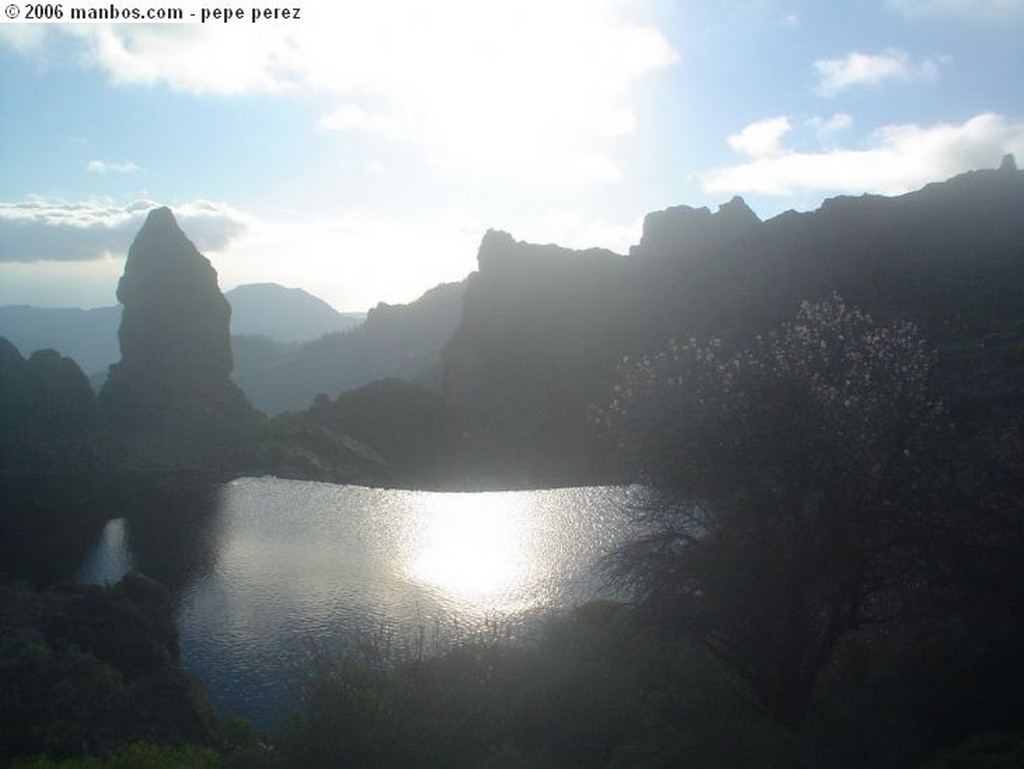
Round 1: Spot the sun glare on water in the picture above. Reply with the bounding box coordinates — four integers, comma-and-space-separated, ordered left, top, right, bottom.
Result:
407, 493, 531, 605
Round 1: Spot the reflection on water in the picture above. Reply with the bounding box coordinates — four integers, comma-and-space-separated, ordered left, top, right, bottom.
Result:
409, 493, 529, 602
75, 477, 637, 726
76, 518, 130, 584
124, 490, 226, 592
75, 486, 226, 592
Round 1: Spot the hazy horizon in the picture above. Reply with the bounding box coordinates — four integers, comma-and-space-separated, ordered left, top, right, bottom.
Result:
2, 1, 1022, 311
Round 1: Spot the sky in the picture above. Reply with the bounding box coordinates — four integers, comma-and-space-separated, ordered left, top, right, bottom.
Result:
1, 0, 1022, 311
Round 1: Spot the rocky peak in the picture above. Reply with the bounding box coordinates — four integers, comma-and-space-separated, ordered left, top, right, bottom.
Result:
718, 195, 761, 228
477, 229, 518, 270
110, 206, 233, 386
1000, 153, 1018, 172
100, 208, 256, 452
630, 196, 761, 259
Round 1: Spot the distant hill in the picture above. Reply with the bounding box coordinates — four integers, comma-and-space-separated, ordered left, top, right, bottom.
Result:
233, 281, 466, 415
0, 282, 366, 378
224, 283, 363, 343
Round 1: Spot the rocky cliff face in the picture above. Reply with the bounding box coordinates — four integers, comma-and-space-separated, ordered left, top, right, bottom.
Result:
629, 196, 761, 259
442, 231, 631, 486
99, 207, 257, 468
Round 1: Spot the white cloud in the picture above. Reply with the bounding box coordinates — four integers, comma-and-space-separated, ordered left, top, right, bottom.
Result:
86, 160, 142, 174
4, 2, 677, 185
701, 112, 1024, 197
0, 198, 248, 262
80, 24, 292, 95
0, 25, 48, 55
813, 49, 939, 96
316, 104, 401, 136
888, 0, 1024, 20
728, 116, 792, 158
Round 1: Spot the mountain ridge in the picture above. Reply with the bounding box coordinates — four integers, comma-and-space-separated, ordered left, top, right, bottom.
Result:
3, 162, 1022, 484
440, 160, 1024, 485
235, 280, 466, 415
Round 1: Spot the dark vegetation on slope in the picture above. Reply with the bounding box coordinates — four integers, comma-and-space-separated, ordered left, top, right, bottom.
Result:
8, 595, 1020, 769
0, 575, 217, 765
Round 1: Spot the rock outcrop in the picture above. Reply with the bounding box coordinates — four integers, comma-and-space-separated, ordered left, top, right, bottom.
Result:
442, 231, 630, 486
108, 206, 233, 389
99, 207, 258, 469
629, 196, 761, 259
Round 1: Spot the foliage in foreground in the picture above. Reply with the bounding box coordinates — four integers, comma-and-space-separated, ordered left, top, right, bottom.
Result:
0, 577, 218, 765
279, 602, 799, 769
922, 733, 1024, 769
11, 742, 221, 769
601, 295, 973, 727
5, 596, 1020, 769
272, 599, 1023, 769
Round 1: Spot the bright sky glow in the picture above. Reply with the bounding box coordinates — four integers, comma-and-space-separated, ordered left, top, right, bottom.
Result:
1, 1, 1022, 309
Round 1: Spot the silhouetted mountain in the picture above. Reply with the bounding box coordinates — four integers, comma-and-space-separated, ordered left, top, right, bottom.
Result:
234, 281, 466, 415
5, 165, 1022, 490
629, 195, 761, 259
443, 231, 629, 485
224, 282, 364, 343
442, 161, 1024, 486
98, 207, 260, 469
104, 207, 234, 390
0, 337, 99, 470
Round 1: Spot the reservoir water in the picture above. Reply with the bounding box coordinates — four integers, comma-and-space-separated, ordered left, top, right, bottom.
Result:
74, 477, 638, 727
